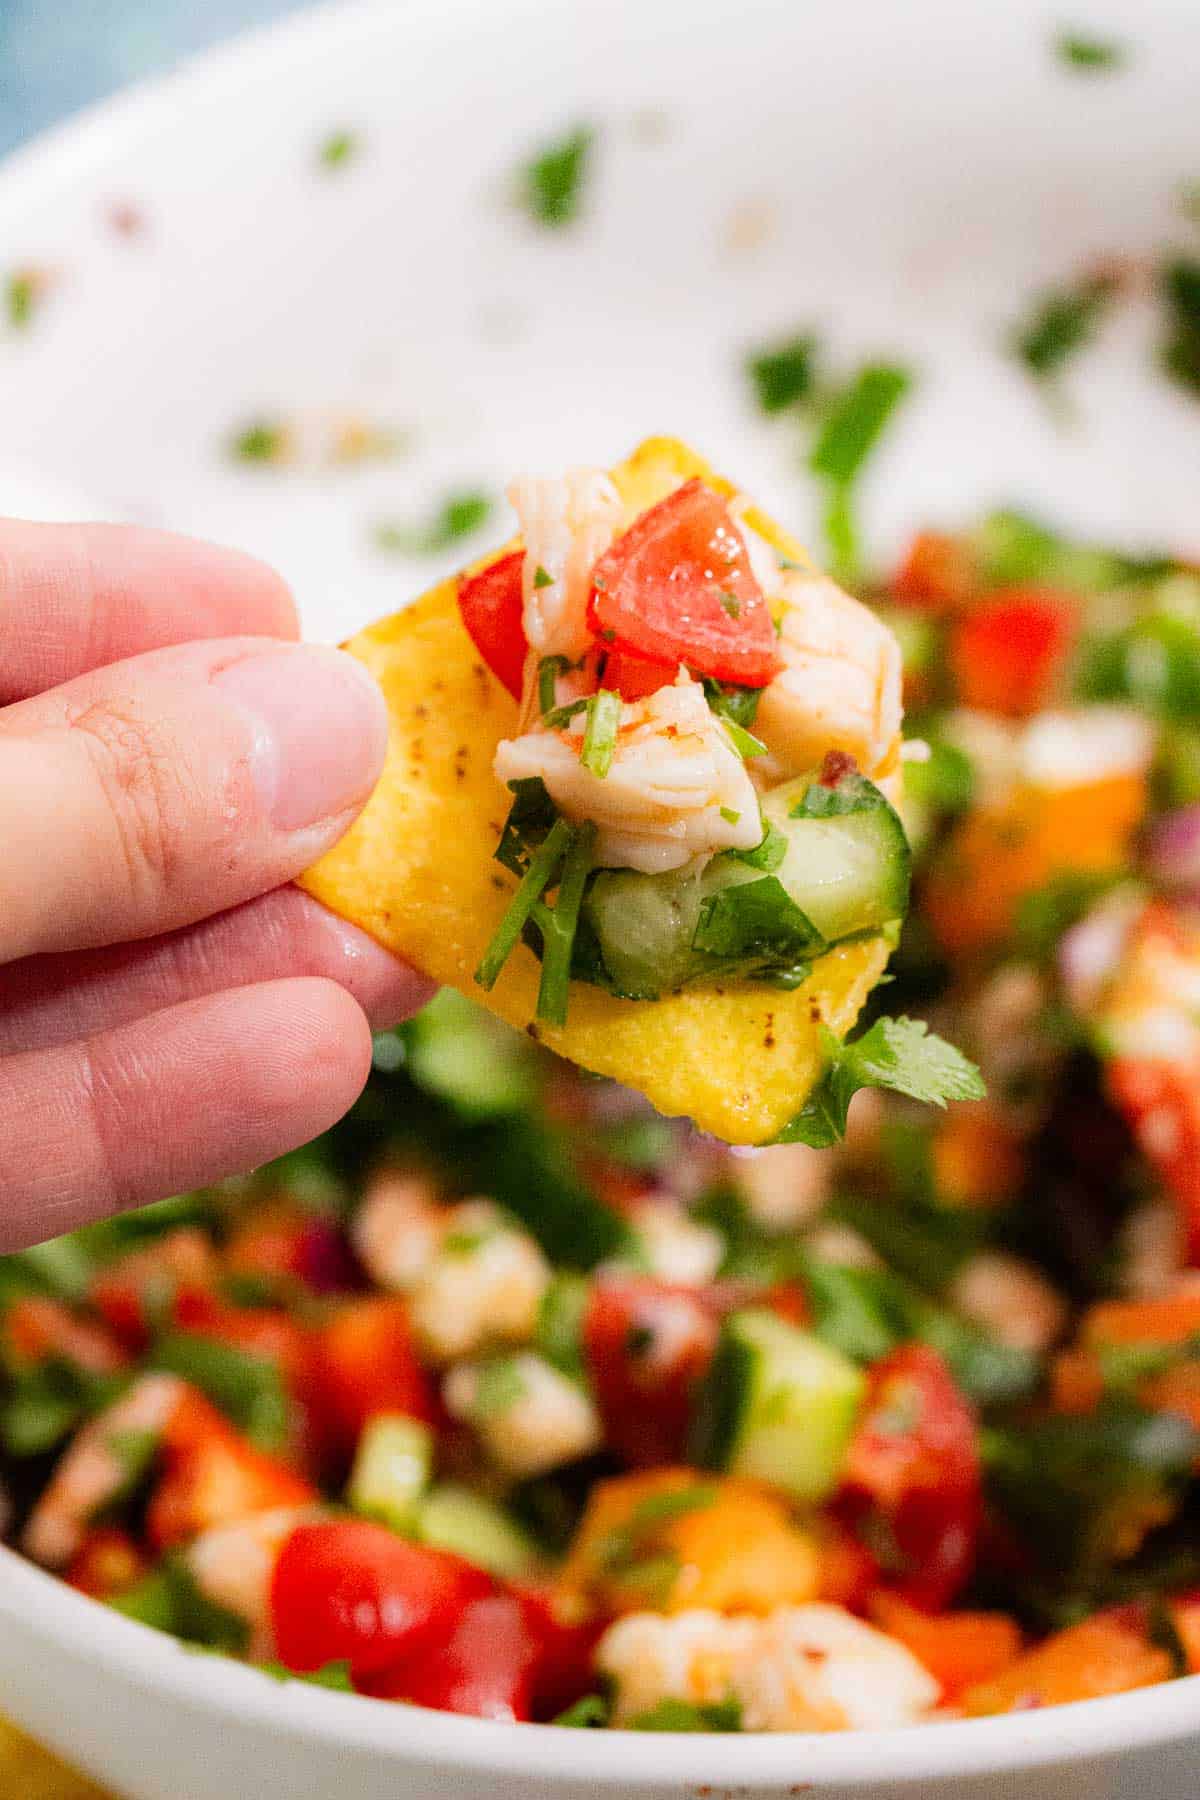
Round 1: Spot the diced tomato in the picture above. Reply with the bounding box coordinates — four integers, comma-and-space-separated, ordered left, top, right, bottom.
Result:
949, 589, 1075, 716
1084, 1291, 1200, 1347
513, 1584, 606, 1719
224, 1205, 358, 1295
1172, 1591, 1200, 1674
270, 1520, 493, 1679
760, 1281, 810, 1327
582, 1276, 720, 1467
4, 1296, 128, 1376
367, 1593, 542, 1721
309, 1297, 436, 1458
456, 550, 527, 699
90, 1228, 217, 1352
147, 1393, 315, 1549
890, 530, 978, 612
1049, 1348, 1105, 1416
66, 1527, 147, 1601
870, 1593, 1023, 1703
839, 1344, 981, 1612
600, 646, 679, 702
588, 480, 780, 687
1107, 1058, 1200, 1261
814, 1517, 879, 1614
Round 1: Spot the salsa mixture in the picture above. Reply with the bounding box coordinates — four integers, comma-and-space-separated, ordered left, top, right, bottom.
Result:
3, 508, 1200, 1732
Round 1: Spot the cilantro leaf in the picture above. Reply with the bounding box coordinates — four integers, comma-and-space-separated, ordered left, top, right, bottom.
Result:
374, 490, 492, 555
808, 363, 913, 581
318, 130, 360, 171
256, 1659, 354, 1691
149, 1331, 289, 1452
746, 333, 818, 414
230, 419, 290, 464
700, 678, 762, 730
1160, 256, 1200, 398
628, 1697, 742, 1732
1054, 30, 1127, 72
553, 1694, 610, 1728
1009, 274, 1116, 383
777, 1016, 985, 1147
518, 125, 595, 228
693, 875, 821, 962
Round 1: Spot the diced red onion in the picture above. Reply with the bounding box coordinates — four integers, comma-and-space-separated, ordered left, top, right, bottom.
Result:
1146, 806, 1200, 896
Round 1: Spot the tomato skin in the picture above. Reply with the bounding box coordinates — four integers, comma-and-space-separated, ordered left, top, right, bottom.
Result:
1107, 1057, 1200, 1261
838, 1344, 981, 1612
582, 1276, 720, 1468
950, 589, 1074, 716
456, 551, 527, 699
365, 1593, 542, 1721
588, 480, 780, 687
271, 1520, 493, 1679
514, 1585, 606, 1718
309, 1297, 436, 1457
890, 530, 978, 612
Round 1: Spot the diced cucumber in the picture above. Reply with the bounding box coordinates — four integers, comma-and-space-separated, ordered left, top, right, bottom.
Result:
347, 1414, 433, 1531
417, 1483, 539, 1578
404, 989, 535, 1117
581, 863, 706, 999
691, 1308, 866, 1503
761, 773, 910, 943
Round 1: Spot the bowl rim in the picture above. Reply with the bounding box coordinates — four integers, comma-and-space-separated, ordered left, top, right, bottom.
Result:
2, 1536, 1199, 1785
1, 0, 1198, 1783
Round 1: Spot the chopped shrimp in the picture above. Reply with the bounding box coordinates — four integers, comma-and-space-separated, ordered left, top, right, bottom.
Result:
351, 1169, 442, 1293
443, 1351, 602, 1478
507, 468, 622, 664
494, 671, 761, 874
949, 1252, 1067, 1354
754, 571, 903, 782
23, 1374, 184, 1569
597, 1604, 939, 1731
187, 1505, 320, 1657
406, 1200, 550, 1362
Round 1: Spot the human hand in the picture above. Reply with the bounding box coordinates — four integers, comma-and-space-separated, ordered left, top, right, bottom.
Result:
0, 520, 433, 1250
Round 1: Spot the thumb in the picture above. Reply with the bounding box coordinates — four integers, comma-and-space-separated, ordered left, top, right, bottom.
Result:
0, 637, 387, 964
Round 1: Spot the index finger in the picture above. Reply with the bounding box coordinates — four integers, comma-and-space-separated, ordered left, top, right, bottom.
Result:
0, 518, 298, 705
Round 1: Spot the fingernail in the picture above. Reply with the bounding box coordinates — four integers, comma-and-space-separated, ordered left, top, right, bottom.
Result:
215, 644, 388, 831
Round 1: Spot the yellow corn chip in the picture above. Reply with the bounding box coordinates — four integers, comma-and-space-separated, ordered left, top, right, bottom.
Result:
299, 438, 889, 1143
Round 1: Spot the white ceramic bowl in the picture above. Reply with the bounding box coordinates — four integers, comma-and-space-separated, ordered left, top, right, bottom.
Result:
0, 0, 1197, 1793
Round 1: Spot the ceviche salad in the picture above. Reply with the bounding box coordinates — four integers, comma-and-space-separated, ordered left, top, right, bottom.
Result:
3, 506, 1200, 1734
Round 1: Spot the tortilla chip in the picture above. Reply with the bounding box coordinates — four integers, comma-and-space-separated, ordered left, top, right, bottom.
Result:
299, 438, 889, 1143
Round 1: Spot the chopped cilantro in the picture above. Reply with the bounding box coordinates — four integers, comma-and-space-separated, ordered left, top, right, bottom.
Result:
477, 816, 574, 989
113, 1555, 249, 1653
719, 805, 741, 824
628, 1697, 742, 1732
718, 589, 741, 620
734, 820, 787, 871
599, 1483, 718, 1571
494, 776, 558, 875
746, 332, 817, 414
581, 690, 621, 778
701, 678, 762, 730
721, 719, 768, 760
1009, 273, 1115, 383
0, 1360, 126, 1459
318, 130, 360, 171
1160, 256, 1200, 398
808, 363, 913, 580
533, 563, 554, 588
518, 124, 595, 228
538, 655, 573, 715
1054, 29, 1127, 71
6, 269, 41, 330
778, 1016, 985, 1148
150, 1331, 289, 1452
374, 490, 493, 555
694, 874, 821, 962
536, 821, 596, 1025
230, 419, 290, 464
553, 1694, 610, 1728
542, 698, 591, 730
1179, 182, 1200, 227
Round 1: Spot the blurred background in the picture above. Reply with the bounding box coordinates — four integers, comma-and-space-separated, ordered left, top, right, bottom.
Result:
0, 0, 304, 152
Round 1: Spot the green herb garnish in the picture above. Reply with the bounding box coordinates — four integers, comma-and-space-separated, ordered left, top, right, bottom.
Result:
581, 690, 621, 778
477, 816, 574, 989
533, 563, 554, 588
494, 776, 558, 876
1054, 29, 1127, 71
701, 678, 762, 730
718, 590, 741, 620
553, 1694, 610, 1728
538, 655, 573, 715
719, 806, 741, 824
1160, 256, 1200, 398
230, 419, 290, 464
536, 822, 596, 1025
778, 1016, 985, 1148
256, 1659, 355, 1691
472, 1357, 528, 1417
694, 875, 821, 962
808, 363, 912, 581
721, 719, 768, 760
318, 130, 360, 170
518, 124, 595, 227
1009, 273, 1116, 384
746, 333, 817, 413
374, 490, 493, 555
6, 268, 41, 330
734, 820, 787, 871
149, 1331, 289, 1452
628, 1697, 742, 1732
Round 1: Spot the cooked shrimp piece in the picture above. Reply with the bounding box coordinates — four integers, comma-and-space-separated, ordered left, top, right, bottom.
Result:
187, 1505, 320, 1657
507, 469, 623, 663
494, 672, 761, 874
949, 1251, 1067, 1354
351, 1169, 442, 1293
597, 1604, 939, 1731
754, 571, 902, 782
444, 1350, 602, 1478
406, 1200, 551, 1363
23, 1374, 184, 1569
